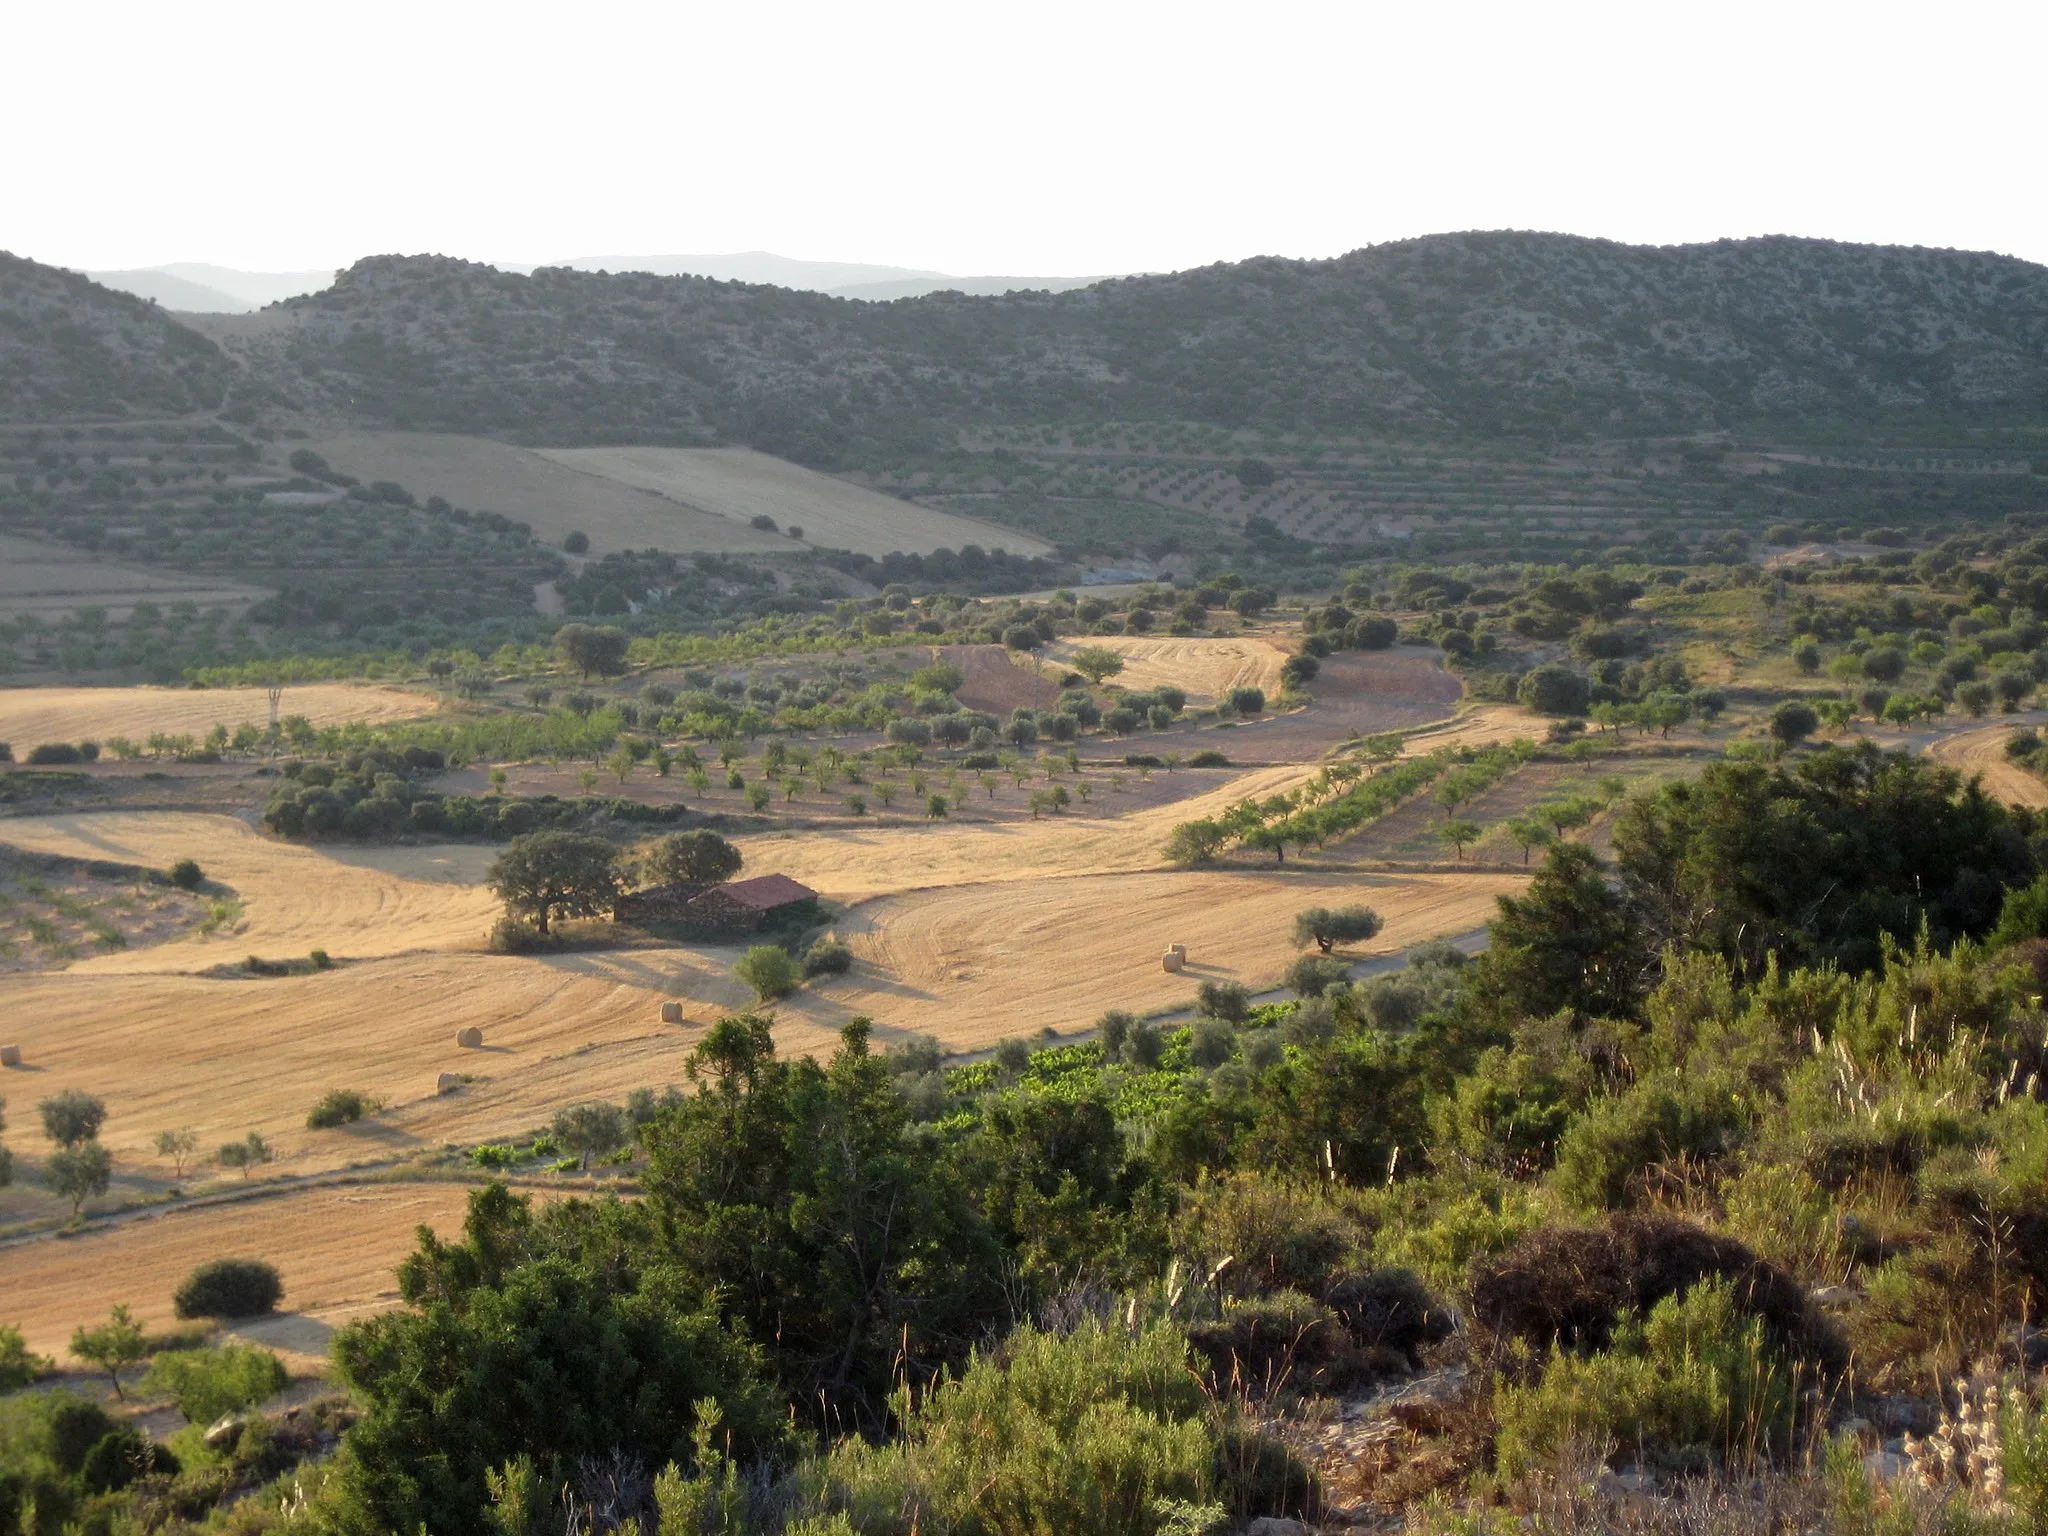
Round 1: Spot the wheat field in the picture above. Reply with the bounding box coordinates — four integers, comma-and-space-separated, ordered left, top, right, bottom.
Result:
0, 683, 431, 751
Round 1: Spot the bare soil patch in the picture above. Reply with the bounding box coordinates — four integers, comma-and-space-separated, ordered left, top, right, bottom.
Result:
304, 432, 786, 556
943, 644, 1054, 714
0, 682, 431, 750
540, 446, 1055, 559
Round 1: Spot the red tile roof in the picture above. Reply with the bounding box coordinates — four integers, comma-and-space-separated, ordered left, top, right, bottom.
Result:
721, 873, 818, 910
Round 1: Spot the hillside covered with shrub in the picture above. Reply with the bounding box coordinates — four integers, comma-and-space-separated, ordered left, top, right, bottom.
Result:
9, 235, 2048, 461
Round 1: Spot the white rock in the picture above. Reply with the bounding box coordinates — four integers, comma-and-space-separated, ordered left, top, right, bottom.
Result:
1864, 1450, 1911, 1481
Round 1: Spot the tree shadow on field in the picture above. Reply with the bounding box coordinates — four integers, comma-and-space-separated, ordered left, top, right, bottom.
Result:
228, 1312, 333, 1358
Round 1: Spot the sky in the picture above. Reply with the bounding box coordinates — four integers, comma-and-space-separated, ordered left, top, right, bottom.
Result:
7, 0, 2045, 277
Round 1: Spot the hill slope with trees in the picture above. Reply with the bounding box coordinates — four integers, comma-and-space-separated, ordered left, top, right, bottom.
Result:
9, 235, 2048, 459
0, 253, 239, 421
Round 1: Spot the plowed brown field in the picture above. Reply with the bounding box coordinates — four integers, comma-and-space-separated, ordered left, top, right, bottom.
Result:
4, 1182, 480, 1364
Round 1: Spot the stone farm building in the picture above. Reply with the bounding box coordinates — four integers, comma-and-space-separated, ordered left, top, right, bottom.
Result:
614, 873, 820, 933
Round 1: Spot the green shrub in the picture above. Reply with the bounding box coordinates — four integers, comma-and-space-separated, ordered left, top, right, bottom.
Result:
140, 1343, 288, 1424
735, 943, 800, 1000
1552, 1076, 1749, 1211
0, 1323, 51, 1389
1493, 1278, 1798, 1480
306, 1088, 375, 1129
803, 939, 854, 979
807, 1321, 1299, 1535
167, 857, 204, 890
172, 1258, 283, 1320
1186, 749, 1230, 767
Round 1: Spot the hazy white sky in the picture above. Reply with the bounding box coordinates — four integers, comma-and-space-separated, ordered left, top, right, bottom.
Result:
7, 0, 2044, 276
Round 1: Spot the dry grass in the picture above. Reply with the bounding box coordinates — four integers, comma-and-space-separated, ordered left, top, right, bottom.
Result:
1926, 722, 2048, 809
0, 533, 266, 623
302, 432, 786, 555
0, 683, 431, 749
540, 446, 1056, 559
3, 1181, 479, 1365
0, 813, 499, 968
1053, 635, 1289, 702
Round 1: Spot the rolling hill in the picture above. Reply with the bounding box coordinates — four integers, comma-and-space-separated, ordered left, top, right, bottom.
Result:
7, 235, 2048, 467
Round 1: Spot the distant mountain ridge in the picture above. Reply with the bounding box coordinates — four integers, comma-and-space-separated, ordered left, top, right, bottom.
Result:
9, 234, 2048, 461
546, 251, 1109, 299
82, 263, 337, 313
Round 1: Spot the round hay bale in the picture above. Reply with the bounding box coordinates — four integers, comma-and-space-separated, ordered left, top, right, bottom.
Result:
660, 1001, 685, 1024
436, 1072, 463, 1094
455, 1026, 483, 1049
1161, 952, 1185, 973
0, 1045, 20, 1068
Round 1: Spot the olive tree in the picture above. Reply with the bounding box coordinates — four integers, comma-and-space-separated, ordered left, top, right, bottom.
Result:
1290, 905, 1383, 954
45, 1140, 110, 1213
1069, 646, 1127, 684
487, 831, 623, 935
71, 1304, 147, 1399
1768, 700, 1819, 747
553, 623, 630, 679
552, 1102, 629, 1169
40, 1088, 106, 1148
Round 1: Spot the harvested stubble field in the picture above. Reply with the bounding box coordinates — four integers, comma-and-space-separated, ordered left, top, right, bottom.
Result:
303, 432, 787, 555
769, 867, 1526, 1048
0, 682, 431, 750
1926, 722, 2048, 809
0, 533, 266, 623
1052, 634, 1289, 702
0, 813, 499, 968
538, 446, 1056, 559
3, 1181, 480, 1366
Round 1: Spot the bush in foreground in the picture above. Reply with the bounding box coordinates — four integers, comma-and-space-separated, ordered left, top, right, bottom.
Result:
807, 1319, 1311, 1533
174, 1258, 284, 1320
140, 1342, 288, 1424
